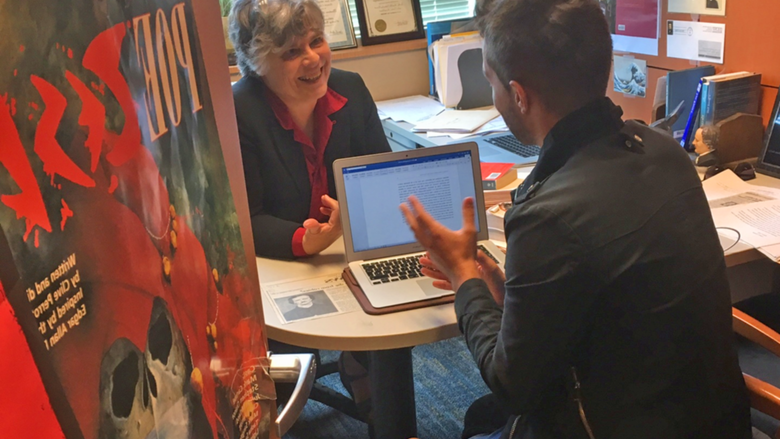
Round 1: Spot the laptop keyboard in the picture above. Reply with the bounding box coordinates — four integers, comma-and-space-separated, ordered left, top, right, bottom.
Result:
478, 244, 500, 265
485, 135, 541, 158
362, 254, 424, 285
362, 245, 500, 285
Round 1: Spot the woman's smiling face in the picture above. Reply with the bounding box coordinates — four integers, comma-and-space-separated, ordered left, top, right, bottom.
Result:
261, 29, 331, 105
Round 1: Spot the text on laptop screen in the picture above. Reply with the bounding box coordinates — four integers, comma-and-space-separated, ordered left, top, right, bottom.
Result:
342, 150, 479, 253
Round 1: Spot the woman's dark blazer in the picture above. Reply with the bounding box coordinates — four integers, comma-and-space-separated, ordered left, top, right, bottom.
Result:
233, 69, 391, 260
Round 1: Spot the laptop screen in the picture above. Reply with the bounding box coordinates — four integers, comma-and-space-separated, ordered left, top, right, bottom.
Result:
761, 106, 780, 167
341, 149, 479, 253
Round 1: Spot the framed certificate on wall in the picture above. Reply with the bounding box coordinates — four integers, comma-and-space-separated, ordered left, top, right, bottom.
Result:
318, 0, 358, 49
355, 0, 425, 46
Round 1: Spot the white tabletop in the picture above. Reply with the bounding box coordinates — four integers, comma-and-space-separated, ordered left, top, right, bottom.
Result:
712, 172, 780, 267
256, 171, 780, 351
256, 238, 460, 351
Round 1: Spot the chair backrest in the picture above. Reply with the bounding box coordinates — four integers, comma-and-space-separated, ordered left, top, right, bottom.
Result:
732, 307, 780, 438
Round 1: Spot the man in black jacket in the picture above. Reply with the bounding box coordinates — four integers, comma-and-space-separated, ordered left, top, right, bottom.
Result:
400, 0, 751, 438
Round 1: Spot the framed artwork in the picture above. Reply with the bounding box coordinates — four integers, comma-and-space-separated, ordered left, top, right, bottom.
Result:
318, 0, 358, 49
355, 0, 425, 46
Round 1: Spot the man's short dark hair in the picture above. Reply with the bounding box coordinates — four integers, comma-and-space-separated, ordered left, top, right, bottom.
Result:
478, 0, 613, 114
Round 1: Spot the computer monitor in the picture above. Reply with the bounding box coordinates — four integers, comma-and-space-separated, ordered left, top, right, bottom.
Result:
755, 91, 780, 178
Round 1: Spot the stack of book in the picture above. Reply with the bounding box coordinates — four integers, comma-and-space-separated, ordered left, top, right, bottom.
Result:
481, 162, 517, 190
681, 71, 762, 149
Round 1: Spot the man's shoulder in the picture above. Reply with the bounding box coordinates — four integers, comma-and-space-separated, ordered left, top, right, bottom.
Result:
517, 121, 705, 245
565, 120, 698, 186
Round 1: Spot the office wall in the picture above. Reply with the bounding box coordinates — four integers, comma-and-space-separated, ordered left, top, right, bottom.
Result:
333, 48, 430, 101
607, 0, 780, 126
228, 46, 431, 102
230, 0, 780, 123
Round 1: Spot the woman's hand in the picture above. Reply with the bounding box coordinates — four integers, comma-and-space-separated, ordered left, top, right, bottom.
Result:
302, 195, 342, 255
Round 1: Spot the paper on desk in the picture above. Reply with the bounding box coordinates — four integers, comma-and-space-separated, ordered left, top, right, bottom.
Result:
429, 116, 509, 140
702, 170, 780, 208
710, 199, 780, 248
757, 243, 780, 262
375, 95, 445, 124
413, 107, 499, 133
262, 273, 360, 324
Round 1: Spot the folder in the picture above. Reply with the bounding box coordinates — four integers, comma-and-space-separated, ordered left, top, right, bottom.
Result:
426, 18, 475, 97
430, 34, 492, 109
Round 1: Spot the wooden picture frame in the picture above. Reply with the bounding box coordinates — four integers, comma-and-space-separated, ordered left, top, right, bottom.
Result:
318, 0, 358, 50
355, 0, 425, 46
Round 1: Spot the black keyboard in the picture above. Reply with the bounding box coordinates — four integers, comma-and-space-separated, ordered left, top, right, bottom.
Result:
485, 135, 540, 158
478, 244, 500, 265
362, 247, 500, 285
362, 254, 424, 285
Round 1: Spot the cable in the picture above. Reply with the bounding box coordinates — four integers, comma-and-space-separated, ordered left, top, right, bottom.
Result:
715, 226, 741, 253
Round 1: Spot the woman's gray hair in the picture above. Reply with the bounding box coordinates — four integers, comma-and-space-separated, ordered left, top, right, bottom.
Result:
229, 0, 325, 77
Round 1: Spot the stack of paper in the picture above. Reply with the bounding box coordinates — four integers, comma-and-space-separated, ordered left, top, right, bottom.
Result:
441, 116, 509, 140
702, 170, 780, 260
375, 95, 445, 125
412, 107, 500, 134
430, 33, 482, 108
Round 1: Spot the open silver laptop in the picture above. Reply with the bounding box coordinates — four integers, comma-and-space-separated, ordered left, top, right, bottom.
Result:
333, 142, 506, 309
474, 132, 540, 166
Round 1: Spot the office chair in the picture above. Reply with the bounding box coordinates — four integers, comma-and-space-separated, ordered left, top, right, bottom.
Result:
308, 356, 364, 421
271, 343, 365, 423
269, 353, 318, 436
732, 307, 780, 439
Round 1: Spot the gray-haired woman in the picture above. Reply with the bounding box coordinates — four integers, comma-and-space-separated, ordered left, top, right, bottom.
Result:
230, 0, 390, 261
229, 0, 384, 420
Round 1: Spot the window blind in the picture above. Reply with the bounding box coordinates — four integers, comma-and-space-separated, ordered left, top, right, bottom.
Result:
347, 0, 474, 40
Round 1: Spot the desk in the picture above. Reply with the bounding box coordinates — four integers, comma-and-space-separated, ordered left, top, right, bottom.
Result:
378, 119, 778, 300
256, 175, 780, 439
719, 173, 780, 303
256, 238, 460, 439
382, 118, 452, 151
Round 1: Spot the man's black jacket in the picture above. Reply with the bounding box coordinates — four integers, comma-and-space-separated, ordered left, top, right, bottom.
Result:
456, 98, 750, 439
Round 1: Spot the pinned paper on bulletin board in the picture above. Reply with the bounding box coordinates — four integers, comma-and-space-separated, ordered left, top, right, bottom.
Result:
668, 0, 726, 16
613, 55, 647, 98
666, 20, 726, 64
602, 0, 661, 56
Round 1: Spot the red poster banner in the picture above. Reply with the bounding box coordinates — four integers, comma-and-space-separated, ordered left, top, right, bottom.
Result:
0, 1, 275, 438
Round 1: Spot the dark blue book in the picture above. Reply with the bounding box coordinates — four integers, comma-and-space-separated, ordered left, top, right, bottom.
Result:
680, 78, 704, 151
666, 65, 715, 139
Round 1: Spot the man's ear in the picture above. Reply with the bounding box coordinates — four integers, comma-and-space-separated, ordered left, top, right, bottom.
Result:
507, 80, 527, 114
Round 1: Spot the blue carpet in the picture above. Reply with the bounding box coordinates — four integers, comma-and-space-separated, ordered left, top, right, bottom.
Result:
284, 336, 490, 439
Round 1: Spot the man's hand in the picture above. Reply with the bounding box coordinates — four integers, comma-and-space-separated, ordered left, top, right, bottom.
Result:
302, 195, 342, 255
420, 250, 506, 306
475, 250, 507, 306
400, 196, 481, 291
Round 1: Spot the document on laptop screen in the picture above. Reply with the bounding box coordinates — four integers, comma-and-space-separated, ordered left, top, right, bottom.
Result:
342, 150, 478, 252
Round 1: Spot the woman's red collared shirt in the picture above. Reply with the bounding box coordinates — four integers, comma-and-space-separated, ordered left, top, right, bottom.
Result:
266, 87, 347, 256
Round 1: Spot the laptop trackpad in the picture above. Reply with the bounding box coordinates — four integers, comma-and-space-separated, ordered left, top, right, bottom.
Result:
480, 145, 501, 158
417, 278, 448, 297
